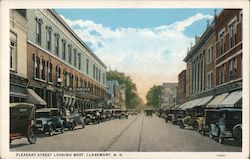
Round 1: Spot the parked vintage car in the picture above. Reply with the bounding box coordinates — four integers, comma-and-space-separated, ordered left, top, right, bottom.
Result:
85, 109, 100, 124
63, 111, 85, 130
35, 108, 64, 136
10, 103, 37, 144
128, 109, 138, 116
119, 110, 128, 119
103, 109, 112, 120
197, 109, 219, 135
209, 108, 242, 143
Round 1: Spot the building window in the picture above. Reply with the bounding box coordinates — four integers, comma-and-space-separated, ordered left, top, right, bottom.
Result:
65, 73, 70, 87
41, 60, 45, 80
207, 46, 213, 64
80, 78, 83, 87
93, 65, 95, 79
207, 72, 213, 89
96, 67, 98, 81
219, 31, 225, 55
98, 70, 101, 82
62, 39, 66, 60
68, 45, 72, 64
229, 57, 237, 81
10, 33, 17, 71
35, 56, 40, 79
86, 59, 89, 75
228, 21, 236, 48
55, 33, 60, 56
103, 73, 106, 84
220, 64, 225, 84
73, 49, 77, 67
35, 18, 42, 45
71, 74, 74, 88
56, 65, 61, 85
75, 76, 79, 88
78, 53, 81, 70
46, 26, 52, 51
48, 62, 52, 83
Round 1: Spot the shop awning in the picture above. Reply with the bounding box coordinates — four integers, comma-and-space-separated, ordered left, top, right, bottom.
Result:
206, 92, 229, 108
184, 98, 204, 109
27, 89, 47, 105
220, 91, 242, 108
196, 96, 214, 107
179, 101, 191, 110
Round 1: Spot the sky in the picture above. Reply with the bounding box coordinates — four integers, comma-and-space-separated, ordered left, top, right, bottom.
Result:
56, 9, 219, 102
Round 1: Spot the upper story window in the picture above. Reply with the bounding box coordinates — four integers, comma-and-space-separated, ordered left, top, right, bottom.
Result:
96, 67, 98, 81
98, 70, 101, 82
54, 33, 60, 56
47, 61, 53, 83
35, 18, 43, 45
228, 20, 236, 48
93, 65, 95, 79
207, 72, 213, 89
68, 44, 72, 64
103, 73, 106, 84
41, 59, 45, 80
62, 39, 66, 60
46, 26, 52, 51
10, 32, 17, 71
34, 56, 40, 79
219, 64, 225, 84
207, 46, 213, 64
78, 53, 81, 70
75, 76, 79, 88
229, 57, 237, 81
64, 73, 70, 88
73, 49, 77, 67
86, 59, 89, 75
56, 65, 61, 86
219, 30, 225, 55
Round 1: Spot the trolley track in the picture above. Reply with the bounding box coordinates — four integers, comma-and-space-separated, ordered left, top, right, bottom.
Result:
101, 114, 145, 151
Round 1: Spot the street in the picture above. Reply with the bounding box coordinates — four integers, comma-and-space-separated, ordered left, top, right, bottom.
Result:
10, 114, 241, 152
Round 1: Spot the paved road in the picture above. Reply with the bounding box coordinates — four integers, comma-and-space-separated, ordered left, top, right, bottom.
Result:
10, 114, 241, 152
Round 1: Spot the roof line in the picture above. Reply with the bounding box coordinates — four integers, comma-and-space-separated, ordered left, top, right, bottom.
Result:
48, 9, 107, 69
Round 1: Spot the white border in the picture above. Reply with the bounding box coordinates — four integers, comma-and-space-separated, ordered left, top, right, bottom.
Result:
1, 1, 249, 159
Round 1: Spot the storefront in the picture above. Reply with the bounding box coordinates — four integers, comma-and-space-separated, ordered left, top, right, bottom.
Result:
10, 74, 29, 103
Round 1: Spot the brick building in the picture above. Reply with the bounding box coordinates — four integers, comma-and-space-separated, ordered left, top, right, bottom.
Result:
215, 9, 242, 91
179, 9, 242, 110
25, 9, 107, 113
177, 70, 186, 105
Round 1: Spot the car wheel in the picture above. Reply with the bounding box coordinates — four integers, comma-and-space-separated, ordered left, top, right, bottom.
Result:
193, 122, 198, 131
48, 125, 54, 136
27, 127, 37, 144
201, 130, 205, 136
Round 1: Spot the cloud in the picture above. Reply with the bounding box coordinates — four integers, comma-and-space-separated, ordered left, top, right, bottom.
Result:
60, 13, 213, 102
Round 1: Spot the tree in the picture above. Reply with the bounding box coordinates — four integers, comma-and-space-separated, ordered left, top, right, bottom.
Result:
146, 85, 162, 108
106, 70, 142, 109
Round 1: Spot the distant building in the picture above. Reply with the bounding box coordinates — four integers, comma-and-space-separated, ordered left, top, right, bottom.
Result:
177, 70, 186, 105
160, 83, 178, 110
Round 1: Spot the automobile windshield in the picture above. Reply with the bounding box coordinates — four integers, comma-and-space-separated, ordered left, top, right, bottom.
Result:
10, 107, 32, 120
36, 112, 52, 118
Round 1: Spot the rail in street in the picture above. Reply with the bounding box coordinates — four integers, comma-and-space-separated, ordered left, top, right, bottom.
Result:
10, 114, 241, 152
